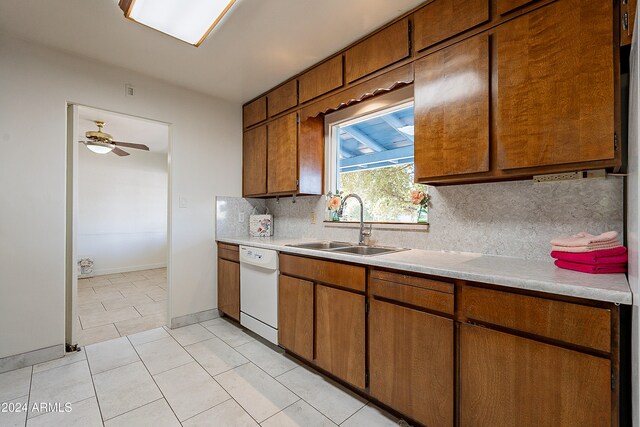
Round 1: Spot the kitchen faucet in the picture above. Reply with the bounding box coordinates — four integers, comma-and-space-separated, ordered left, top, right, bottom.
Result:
337, 193, 372, 245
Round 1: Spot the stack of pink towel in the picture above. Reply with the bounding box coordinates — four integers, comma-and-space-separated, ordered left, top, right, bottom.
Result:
551, 231, 627, 274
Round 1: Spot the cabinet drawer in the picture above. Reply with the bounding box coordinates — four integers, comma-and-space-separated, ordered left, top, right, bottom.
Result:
413, 0, 489, 52
370, 269, 453, 294
243, 96, 267, 128
279, 254, 365, 292
345, 18, 410, 83
298, 56, 343, 104
497, 0, 538, 15
462, 286, 611, 352
268, 80, 297, 117
370, 277, 453, 315
217, 243, 239, 263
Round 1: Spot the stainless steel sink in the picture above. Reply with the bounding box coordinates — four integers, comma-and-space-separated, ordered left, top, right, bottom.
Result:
287, 241, 353, 250
331, 245, 408, 256
287, 241, 408, 257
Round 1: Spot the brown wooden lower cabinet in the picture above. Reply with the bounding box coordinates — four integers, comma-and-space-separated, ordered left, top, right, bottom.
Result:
315, 284, 366, 389
217, 257, 240, 321
278, 274, 314, 360
369, 299, 454, 427
273, 255, 621, 426
460, 323, 612, 427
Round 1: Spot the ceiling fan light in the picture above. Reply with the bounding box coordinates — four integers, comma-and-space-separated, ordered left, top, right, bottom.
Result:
85, 142, 114, 154
120, 0, 236, 46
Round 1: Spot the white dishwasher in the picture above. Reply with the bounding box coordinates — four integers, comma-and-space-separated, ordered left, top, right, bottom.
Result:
239, 246, 278, 344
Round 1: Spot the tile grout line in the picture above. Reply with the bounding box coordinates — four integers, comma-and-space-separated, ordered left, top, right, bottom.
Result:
101, 397, 166, 424
23, 366, 33, 427
124, 335, 182, 424
178, 397, 233, 424
258, 398, 303, 425
170, 324, 263, 425
81, 354, 107, 426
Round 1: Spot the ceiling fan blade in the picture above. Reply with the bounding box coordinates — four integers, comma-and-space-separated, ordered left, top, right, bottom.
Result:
112, 147, 130, 156
112, 141, 150, 151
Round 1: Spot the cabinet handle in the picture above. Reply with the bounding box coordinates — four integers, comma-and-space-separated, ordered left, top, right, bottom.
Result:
623, 12, 629, 32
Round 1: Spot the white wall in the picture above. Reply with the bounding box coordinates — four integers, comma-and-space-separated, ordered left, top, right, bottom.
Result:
0, 35, 242, 359
78, 148, 168, 275
628, 19, 640, 426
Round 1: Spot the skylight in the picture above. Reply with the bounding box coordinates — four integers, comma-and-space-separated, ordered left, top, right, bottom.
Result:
119, 0, 236, 46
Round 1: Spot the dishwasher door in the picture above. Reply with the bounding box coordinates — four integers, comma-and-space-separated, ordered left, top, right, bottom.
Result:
239, 246, 278, 344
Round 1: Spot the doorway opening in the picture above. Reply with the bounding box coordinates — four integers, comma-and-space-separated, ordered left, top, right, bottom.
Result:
66, 105, 171, 348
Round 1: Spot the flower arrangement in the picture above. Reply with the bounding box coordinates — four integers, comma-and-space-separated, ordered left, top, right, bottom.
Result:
410, 189, 430, 223
325, 190, 343, 221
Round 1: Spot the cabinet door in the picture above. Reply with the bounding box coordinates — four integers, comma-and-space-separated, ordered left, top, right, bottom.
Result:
369, 299, 454, 427
267, 112, 298, 194
495, 0, 615, 170
413, 0, 489, 52
299, 56, 343, 104
243, 96, 267, 128
345, 18, 410, 83
217, 258, 240, 321
268, 80, 297, 117
315, 285, 365, 388
414, 35, 489, 180
278, 275, 314, 360
460, 324, 611, 427
242, 126, 267, 196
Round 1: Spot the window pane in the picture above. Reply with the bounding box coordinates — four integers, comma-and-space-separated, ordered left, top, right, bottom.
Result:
336, 104, 420, 223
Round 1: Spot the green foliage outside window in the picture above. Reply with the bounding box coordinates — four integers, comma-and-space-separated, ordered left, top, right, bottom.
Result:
338, 163, 426, 223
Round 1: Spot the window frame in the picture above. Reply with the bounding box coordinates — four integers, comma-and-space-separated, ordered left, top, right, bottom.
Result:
323, 85, 422, 225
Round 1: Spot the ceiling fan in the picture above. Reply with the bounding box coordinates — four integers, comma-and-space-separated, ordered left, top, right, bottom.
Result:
80, 121, 150, 156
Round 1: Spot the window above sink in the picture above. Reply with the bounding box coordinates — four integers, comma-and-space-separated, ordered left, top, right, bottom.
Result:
324, 86, 429, 225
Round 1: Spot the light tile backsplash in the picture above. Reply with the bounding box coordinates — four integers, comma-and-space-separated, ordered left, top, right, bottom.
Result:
216, 177, 624, 260
216, 196, 266, 238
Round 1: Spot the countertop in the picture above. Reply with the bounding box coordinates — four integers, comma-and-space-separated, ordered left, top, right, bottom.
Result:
217, 236, 632, 305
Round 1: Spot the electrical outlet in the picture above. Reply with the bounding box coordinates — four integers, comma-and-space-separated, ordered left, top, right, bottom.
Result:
311, 212, 317, 224
238, 212, 245, 223
179, 196, 188, 208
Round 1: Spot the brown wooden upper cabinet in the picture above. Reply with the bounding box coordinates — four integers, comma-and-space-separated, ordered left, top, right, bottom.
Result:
298, 56, 343, 104
243, 96, 267, 128
495, 0, 615, 170
268, 80, 297, 117
267, 112, 298, 194
242, 126, 267, 196
414, 35, 490, 180
413, 0, 489, 52
345, 18, 410, 83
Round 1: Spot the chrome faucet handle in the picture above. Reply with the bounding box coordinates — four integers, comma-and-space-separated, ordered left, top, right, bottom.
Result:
362, 223, 372, 236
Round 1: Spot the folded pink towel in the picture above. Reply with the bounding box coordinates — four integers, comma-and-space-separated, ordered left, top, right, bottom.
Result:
555, 259, 627, 274
551, 242, 623, 253
551, 247, 628, 265
551, 231, 619, 247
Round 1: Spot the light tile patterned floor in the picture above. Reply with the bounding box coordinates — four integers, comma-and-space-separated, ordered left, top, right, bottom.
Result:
0, 317, 406, 426
77, 269, 167, 346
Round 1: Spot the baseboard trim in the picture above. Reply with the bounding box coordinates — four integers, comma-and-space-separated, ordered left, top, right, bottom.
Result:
0, 344, 65, 374
170, 309, 220, 329
87, 263, 167, 277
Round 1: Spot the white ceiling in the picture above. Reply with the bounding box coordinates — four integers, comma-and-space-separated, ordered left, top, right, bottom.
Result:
78, 105, 169, 153
0, 0, 424, 103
